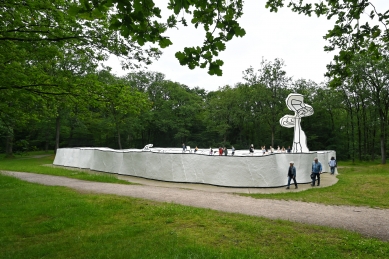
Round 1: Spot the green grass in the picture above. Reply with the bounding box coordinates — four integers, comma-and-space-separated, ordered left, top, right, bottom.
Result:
243, 162, 389, 209
1, 173, 389, 258
0, 152, 132, 185
1, 152, 389, 209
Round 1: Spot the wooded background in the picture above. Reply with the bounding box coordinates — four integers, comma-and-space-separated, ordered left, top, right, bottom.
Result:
1, 0, 388, 163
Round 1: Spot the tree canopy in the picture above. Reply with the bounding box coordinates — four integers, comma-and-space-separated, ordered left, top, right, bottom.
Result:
2, 0, 389, 163
265, 0, 389, 86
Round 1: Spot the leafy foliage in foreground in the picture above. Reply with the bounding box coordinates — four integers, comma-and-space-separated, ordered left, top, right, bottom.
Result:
1, 174, 389, 258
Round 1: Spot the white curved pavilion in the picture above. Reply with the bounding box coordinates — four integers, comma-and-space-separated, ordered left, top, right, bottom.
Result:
53, 147, 337, 188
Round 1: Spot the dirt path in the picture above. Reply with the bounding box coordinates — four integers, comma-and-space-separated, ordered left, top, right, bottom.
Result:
2, 171, 389, 241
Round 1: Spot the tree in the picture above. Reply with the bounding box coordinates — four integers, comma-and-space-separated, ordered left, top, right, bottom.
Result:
74, 0, 246, 76
144, 79, 204, 147
265, 0, 389, 87
348, 52, 389, 164
95, 70, 151, 149
205, 86, 237, 146
0, 88, 47, 156
0, 0, 161, 95
243, 59, 291, 147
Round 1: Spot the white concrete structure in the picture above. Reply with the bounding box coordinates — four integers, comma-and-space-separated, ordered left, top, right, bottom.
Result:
53, 147, 337, 187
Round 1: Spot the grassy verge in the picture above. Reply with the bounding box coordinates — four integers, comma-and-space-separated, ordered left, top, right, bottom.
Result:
243, 162, 389, 209
0, 152, 132, 185
1, 173, 388, 258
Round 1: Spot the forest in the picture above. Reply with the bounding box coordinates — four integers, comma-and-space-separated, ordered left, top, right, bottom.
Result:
1, 0, 388, 163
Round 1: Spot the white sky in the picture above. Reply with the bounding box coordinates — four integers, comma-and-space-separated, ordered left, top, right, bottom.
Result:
108, 1, 388, 92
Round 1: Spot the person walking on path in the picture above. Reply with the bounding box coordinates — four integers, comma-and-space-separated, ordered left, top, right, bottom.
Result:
231, 146, 235, 156
223, 147, 228, 156
286, 161, 298, 189
311, 157, 322, 186
182, 143, 186, 152
328, 157, 337, 175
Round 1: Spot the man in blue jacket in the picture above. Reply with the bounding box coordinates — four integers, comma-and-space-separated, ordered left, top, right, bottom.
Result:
286, 161, 298, 189
311, 157, 322, 186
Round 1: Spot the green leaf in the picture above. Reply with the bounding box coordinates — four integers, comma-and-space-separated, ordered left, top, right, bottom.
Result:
159, 38, 173, 48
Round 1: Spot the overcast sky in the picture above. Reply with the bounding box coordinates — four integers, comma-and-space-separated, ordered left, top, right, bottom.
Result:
108, 1, 388, 92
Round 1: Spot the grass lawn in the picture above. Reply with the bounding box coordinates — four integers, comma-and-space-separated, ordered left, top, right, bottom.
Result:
0, 152, 132, 185
243, 161, 389, 209
1, 152, 389, 258
1, 173, 389, 258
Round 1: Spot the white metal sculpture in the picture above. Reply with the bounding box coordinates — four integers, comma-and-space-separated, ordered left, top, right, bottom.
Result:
142, 144, 153, 151
279, 93, 314, 153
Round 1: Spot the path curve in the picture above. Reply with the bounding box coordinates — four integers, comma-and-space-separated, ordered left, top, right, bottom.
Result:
2, 171, 389, 241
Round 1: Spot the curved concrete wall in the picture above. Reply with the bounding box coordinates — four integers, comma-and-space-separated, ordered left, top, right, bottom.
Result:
53, 148, 337, 187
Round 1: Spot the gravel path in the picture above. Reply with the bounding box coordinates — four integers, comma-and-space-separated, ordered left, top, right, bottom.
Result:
2, 171, 389, 241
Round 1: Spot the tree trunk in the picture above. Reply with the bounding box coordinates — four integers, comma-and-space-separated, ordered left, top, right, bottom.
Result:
45, 130, 49, 152
380, 135, 386, 164
5, 128, 14, 158
378, 106, 387, 164
68, 124, 74, 147
351, 112, 356, 163
371, 126, 376, 161
55, 116, 60, 154
380, 117, 387, 164
117, 126, 122, 149
356, 112, 362, 161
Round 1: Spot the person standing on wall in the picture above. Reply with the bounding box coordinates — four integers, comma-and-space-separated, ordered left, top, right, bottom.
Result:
286, 161, 298, 189
311, 157, 322, 186
249, 144, 254, 155
328, 156, 337, 175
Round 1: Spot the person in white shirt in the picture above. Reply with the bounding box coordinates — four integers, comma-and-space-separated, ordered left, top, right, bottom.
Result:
328, 157, 337, 175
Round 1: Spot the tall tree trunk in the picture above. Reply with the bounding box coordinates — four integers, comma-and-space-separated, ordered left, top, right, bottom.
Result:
117, 128, 122, 149
68, 124, 74, 147
55, 116, 60, 154
351, 111, 356, 163
354, 96, 362, 161
377, 98, 388, 164
5, 128, 14, 158
379, 115, 387, 164
380, 135, 386, 164
45, 130, 49, 152
356, 112, 362, 161
371, 126, 376, 161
